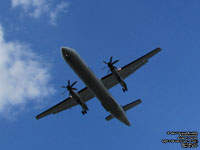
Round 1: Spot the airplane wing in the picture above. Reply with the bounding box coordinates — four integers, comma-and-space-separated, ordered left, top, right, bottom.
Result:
36, 87, 95, 119
101, 48, 161, 89
36, 48, 161, 119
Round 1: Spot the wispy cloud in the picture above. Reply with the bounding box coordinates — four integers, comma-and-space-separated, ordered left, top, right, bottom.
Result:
50, 2, 69, 26
0, 24, 54, 119
11, 0, 69, 25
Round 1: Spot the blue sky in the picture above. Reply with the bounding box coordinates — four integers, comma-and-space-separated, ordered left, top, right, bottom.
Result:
0, 0, 199, 150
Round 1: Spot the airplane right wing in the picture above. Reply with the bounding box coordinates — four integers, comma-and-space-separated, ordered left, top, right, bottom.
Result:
101, 48, 161, 89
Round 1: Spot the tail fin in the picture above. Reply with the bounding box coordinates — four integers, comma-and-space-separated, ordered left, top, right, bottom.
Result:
105, 99, 142, 121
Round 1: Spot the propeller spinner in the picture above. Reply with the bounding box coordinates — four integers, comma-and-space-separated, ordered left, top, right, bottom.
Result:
103, 56, 119, 73
61, 80, 77, 95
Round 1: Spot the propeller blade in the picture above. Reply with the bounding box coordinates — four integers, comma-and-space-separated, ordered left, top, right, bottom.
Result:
110, 56, 113, 63
68, 80, 70, 86
62, 90, 67, 95
103, 61, 107, 64
112, 60, 119, 65
103, 56, 119, 74
102, 66, 107, 70
71, 81, 77, 87
62, 80, 78, 96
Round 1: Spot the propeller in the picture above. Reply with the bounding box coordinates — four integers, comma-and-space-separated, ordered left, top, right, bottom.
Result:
103, 56, 119, 73
61, 80, 77, 95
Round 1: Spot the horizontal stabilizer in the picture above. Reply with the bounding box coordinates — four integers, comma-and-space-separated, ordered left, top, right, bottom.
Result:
105, 99, 142, 121
123, 99, 142, 111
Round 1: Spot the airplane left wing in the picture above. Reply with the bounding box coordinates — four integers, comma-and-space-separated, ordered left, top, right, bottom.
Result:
36, 87, 94, 119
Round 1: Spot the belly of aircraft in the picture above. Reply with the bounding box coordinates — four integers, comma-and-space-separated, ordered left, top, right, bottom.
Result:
63, 49, 130, 125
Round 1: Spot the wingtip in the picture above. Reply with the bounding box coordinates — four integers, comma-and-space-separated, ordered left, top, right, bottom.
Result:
156, 47, 162, 51
35, 115, 40, 120
137, 99, 142, 103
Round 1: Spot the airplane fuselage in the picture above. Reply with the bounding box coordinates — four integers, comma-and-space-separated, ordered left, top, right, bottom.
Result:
61, 47, 130, 126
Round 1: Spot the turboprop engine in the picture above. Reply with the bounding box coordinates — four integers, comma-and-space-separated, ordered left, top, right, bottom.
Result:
62, 80, 89, 115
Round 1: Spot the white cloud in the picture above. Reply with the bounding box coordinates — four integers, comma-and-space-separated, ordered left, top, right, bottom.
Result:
11, 0, 69, 25
0, 24, 54, 118
50, 2, 69, 26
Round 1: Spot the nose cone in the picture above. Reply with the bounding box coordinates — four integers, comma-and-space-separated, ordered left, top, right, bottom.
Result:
61, 47, 78, 61
61, 47, 73, 57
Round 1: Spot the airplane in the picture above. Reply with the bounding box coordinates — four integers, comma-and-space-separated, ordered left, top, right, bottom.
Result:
36, 47, 161, 126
